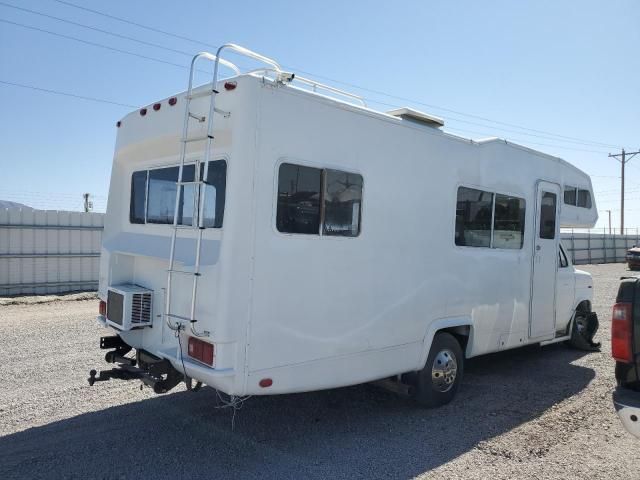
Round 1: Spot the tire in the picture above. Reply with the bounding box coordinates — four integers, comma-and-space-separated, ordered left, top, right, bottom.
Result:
414, 332, 464, 408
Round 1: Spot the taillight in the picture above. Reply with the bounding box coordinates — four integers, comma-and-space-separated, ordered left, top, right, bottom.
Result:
187, 337, 214, 366
98, 300, 106, 317
612, 302, 633, 363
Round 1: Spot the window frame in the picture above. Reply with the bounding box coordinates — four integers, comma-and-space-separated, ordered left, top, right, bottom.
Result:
454, 184, 526, 250
274, 160, 364, 239
129, 157, 228, 228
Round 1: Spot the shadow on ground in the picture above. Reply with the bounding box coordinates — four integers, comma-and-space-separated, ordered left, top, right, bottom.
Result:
0, 344, 595, 479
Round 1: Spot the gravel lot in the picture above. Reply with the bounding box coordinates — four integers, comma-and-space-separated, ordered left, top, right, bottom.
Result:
0, 263, 638, 479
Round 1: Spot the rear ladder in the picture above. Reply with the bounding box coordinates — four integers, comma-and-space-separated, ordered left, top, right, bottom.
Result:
164, 45, 282, 339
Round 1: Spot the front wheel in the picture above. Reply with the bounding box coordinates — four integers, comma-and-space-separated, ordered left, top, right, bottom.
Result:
413, 332, 464, 408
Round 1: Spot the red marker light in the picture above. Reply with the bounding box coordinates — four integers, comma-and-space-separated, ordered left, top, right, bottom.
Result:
224, 81, 237, 91
168, 97, 177, 106
98, 300, 106, 316
139, 108, 147, 116
259, 378, 273, 388
153, 103, 161, 111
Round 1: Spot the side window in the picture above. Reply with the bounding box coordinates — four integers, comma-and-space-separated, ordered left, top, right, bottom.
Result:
564, 186, 577, 206
147, 165, 195, 225
539, 192, 557, 239
577, 189, 592, 208
130, 170, 147, 224
131, 161, 225, 228
455, 187, 493, 247
323, 169, 363, 237
558, 245, 569, 268
493, 194, 526, 249
201, 160, 227, 228
276, 163, 322, 234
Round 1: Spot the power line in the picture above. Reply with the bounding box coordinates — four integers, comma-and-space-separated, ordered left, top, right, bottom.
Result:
0, 1, 195, 57
3, 0, 618, 150
46, 0, 624, 151
0, 79, 138, 108
0, 18, 197, 73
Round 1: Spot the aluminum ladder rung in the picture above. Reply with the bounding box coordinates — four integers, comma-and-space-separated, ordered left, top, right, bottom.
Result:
177, 180, 206, 186
166, 313, 200, 323
188, 89, 217, 99
181, 135, 214, 143
168, 269, 201, 277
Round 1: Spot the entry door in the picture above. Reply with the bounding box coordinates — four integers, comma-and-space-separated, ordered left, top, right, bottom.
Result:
530, 181, 560, 339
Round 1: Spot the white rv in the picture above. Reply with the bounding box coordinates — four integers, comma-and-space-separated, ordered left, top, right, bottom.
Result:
91, 44, 599, 407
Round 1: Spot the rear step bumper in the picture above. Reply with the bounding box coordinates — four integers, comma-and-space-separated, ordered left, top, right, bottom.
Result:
613, 387, 640, 439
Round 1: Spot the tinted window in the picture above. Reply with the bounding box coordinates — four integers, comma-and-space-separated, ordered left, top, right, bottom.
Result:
323, 169, 363, 237
201, 160, 227, 228
277, 163, 322, 234
564, 186, 577, 206
455, 187, 493, 247
130, 170, 147, 224
147, 166, 195, 224
559, 246, 569, 268
493, 194, 526, 249
539, 191, 557, 239
577, 189, 592, 208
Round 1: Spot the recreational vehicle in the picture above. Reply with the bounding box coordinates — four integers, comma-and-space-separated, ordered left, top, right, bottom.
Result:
90, 44, 600, 407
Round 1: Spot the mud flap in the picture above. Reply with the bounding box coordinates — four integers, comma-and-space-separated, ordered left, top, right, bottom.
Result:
569, 312, 601, 351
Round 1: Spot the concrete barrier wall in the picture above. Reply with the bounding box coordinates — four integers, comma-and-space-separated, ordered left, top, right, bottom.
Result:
0, 208, 104, 295
561, 231, 639, 265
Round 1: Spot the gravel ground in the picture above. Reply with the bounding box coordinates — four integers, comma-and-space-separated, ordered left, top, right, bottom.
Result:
0, 263, 638, 479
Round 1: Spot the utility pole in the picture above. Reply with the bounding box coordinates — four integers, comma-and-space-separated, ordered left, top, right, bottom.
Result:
605, 209, 612, 234
609, 148, 640, 233
83, 193, 92, 213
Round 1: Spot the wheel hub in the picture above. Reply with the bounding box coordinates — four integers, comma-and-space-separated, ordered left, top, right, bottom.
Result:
431, 348, 458, 392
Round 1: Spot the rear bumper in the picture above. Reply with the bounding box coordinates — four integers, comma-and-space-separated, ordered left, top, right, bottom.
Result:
613, 387, 640, 439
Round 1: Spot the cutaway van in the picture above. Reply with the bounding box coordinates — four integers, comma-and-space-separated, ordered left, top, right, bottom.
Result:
90, 44, 599, 407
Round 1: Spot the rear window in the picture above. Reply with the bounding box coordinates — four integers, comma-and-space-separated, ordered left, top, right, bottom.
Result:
130, 160, 227, 227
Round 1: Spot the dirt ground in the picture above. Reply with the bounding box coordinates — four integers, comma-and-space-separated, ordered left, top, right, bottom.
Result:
0, 263, 637, 479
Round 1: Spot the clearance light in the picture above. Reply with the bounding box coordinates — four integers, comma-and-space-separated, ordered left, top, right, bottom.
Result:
612, 302, 633, 363
116, 121, 121, 128
168, 97, 177, 106
98, 300, 106, 316
188, 337, 214, 366
224, 81, 237, 91
139, 108, 147, 116
259, 378, 273, 388
153, 103, 161, 111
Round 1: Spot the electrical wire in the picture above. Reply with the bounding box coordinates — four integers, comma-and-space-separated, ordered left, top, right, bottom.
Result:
0, 79, 137, 108
44, 0, 624, 151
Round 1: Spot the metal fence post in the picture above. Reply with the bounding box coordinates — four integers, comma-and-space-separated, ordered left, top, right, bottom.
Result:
603, 227, 607, 264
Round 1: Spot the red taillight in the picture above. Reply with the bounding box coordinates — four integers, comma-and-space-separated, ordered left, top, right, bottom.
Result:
187, 337, 214, 366
139, 108, 147, 116
98, 300, 106, 316
224, 81, 237, 91
612, 302, 633, 363
168, 97, 177, 106
153, 103, 161, 111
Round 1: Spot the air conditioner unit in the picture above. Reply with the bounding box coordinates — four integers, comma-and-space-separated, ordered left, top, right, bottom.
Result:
106, 284, 153, 331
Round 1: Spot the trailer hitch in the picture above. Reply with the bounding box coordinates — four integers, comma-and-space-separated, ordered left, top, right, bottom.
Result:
88, 336, 184, 394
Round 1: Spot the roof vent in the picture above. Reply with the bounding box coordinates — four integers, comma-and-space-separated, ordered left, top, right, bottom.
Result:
386, 107, 444, 128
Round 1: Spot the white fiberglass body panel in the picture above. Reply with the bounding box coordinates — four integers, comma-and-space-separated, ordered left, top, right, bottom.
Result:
98, 73, 596, 395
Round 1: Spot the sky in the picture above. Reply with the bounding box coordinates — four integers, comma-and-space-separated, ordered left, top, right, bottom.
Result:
0, 0, 639, 231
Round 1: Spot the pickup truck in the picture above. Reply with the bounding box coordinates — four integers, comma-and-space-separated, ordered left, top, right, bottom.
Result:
612, 276, 640, 439
626, 246, 640, 270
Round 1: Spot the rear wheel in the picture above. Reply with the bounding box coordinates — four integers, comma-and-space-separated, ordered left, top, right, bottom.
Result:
413, 332, 463, 408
